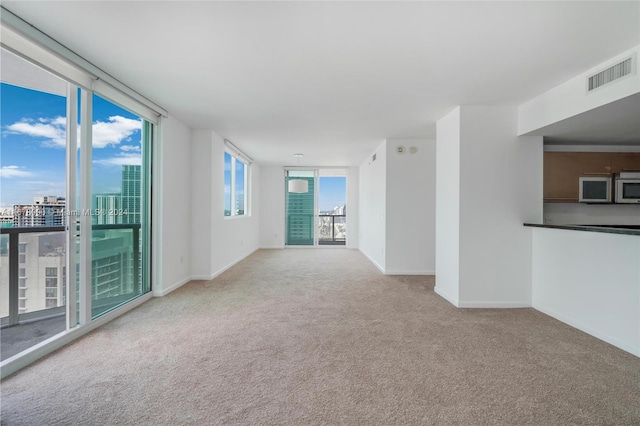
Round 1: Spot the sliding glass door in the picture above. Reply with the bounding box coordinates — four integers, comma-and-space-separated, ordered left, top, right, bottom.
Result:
89, 94, 151, 319
0, 50, 70, 358
1, 49, 153, 362
284, 169, 347, 247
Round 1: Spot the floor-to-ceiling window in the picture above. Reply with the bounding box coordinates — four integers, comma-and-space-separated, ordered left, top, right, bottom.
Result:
89, 94, 151, 319
0, 48, 69, 359
0, 39, 155, 367
285, 169, 347, 247
317, 170, 347, 246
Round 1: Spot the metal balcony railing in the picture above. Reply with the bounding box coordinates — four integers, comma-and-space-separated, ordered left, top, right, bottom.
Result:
318, 214, 346, 244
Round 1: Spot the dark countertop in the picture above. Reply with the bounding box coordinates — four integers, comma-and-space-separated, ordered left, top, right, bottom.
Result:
524, 223, 640, 236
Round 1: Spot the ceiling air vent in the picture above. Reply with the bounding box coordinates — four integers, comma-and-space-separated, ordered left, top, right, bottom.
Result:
587, 56, 634, 92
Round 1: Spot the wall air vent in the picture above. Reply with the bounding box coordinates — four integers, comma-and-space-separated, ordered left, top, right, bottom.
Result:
587, 56, 634, 92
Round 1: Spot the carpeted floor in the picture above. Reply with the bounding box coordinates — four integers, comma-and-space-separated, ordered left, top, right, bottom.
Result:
1, 249, 639, 425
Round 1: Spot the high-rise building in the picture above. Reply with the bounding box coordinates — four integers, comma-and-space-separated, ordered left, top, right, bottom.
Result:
235, 192, 245, 215
0, 233, 66, 317
12, 196, 66, 227
93, 165, 142, 225
120, 165, 141, 224
95, 194, 121, 225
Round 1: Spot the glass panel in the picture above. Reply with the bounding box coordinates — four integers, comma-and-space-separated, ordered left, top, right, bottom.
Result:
623, 182, 640, 199
0, 47, 69, 360
0, 234, 8, 319
583, 181, 608, 199
285, 173, 315, 246
318, 176, 346, 245
90, 94, 149, 319
235, 160, 245, 215
16, 232, 65, 314
224, 152, 232, 216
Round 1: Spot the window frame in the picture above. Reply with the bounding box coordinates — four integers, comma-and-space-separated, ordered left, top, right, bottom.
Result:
224, 150, 250, 218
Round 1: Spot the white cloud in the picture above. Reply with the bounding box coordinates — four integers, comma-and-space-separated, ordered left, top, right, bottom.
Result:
92, 116, 142, 148
120, 145, 141, 152
5, 115, 142, 149
0, 165, 33, 178
94, 152, 142, 166
6, 118, 66, 147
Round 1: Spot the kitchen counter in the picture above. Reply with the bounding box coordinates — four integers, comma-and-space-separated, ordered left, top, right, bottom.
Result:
524, 223, 640, 236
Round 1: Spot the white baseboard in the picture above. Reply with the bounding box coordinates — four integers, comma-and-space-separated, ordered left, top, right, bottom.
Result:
434, 285, 459, 307
153, 276, 192, 297
157, 249, 260, 296
533, 304, 639, 358
385, 269, 435, 276
458, 300, 531, 308
260, 246, 285, 249
190, 274, 215, 281
358, 249, 385, 274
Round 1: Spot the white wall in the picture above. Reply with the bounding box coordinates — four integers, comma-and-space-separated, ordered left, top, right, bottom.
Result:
385, 138, 435, 274
359, 142, 387, 272
436, 106, 544, 307
544, 203, 640, 226
191, 130, 261, 280
435, 108, 461, 305
190, 130, 214, 280
459, 106, 543, 307
259, 166, 286, 248
532, 227, 640, 357
156, 115, 192, 295
346, 167, 359, 249
519, 45, 640, 135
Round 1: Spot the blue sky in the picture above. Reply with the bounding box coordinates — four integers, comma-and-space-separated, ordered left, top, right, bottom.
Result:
1, 83, 142, 208
319, 177, 346, 212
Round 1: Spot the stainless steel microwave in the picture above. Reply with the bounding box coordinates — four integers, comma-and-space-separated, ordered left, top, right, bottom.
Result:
579, 176, 611, 203
615, 173, 640, 204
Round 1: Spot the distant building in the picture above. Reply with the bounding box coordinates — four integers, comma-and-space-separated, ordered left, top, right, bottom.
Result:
0, 233, 66, 316
236, 192, 245, 215
0, 210, 13, 227
13, 196, 66, 227
94, 165, 141, 225
95, 194, 121, 225
120, 165, 141, 224
333, 205, 346, 215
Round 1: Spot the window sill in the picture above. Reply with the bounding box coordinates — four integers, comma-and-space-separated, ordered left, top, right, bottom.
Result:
224, 215, 252, 220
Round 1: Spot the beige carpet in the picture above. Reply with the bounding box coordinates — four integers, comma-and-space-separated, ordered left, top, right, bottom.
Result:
1, 249, 639, 425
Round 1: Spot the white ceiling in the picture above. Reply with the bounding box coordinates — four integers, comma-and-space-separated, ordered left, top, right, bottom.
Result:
3, 1, 639, 166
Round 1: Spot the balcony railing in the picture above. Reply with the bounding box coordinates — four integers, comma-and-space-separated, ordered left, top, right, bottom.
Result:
1, 223, 143, 361
318, 215, 346, 245
1, 224, 141, 328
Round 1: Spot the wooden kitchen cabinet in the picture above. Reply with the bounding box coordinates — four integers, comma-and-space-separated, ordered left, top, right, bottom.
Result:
544, 152, 581, 202
611, 153, 640, 173
576, 152, 612, 175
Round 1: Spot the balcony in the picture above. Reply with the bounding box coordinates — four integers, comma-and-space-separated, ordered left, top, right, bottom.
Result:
1, 224, 142, 362
318, 215, 346, 246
